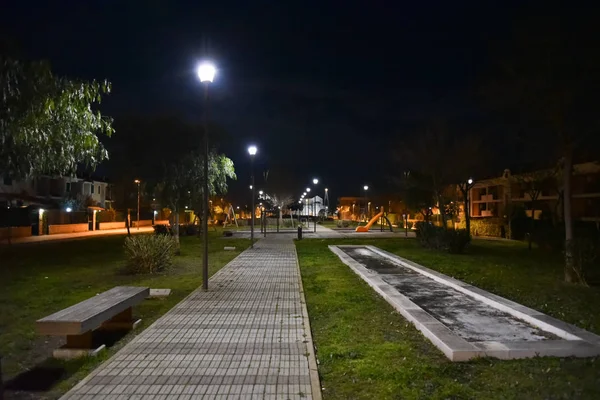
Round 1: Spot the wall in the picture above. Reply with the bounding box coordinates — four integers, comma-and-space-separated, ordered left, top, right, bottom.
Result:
0, 226, 32, 239
98, 222, 126, 230
154, 220, 170, 225
460, 217, 507, 238
131, 220, 152, 227
48, 223, 89, 235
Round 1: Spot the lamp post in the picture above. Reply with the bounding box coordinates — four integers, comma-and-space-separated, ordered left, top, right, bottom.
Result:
312, 178, 318, 232
197, 61, 216, 291
363, 185, 369, 222
248, 146, 257, 247
306, 187, 311, 229
134, 179, 141, 230
462, 178, 474, 237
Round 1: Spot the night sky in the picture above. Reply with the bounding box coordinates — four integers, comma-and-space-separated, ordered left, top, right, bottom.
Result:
1, 1, 593, 204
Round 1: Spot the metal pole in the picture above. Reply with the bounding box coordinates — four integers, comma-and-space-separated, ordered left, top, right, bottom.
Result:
364, 190, 367, 222
263, 207, 266, 237
202, 83, 209, 291
250, 159, 255, 248
137, 182, 140, 230
313, 199, 316, 233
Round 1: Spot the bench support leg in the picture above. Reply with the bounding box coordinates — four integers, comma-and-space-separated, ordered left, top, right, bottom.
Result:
101, 307, 142, 331
53, 331, 106, 359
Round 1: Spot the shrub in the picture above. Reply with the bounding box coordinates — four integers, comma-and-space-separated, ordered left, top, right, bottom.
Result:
444, 229, 471, 254
179, 224, 199, 236
124, 235, 176, 274
415, 221, 471, 254
154, 224, 173, 236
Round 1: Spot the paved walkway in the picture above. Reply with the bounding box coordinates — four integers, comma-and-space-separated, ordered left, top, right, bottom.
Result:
62, 235, 321, 400
0, 227, 154, 245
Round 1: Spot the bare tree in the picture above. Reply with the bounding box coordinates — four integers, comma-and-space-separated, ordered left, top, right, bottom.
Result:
511, 167, 558, 250
266, 193, 293, 226
484, 14, 600, 283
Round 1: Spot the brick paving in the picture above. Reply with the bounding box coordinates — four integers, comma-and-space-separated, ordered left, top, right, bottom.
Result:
61, 236, 321, 400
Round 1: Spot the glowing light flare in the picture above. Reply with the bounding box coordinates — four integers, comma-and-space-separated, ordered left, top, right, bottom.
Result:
197, 62, 216, 82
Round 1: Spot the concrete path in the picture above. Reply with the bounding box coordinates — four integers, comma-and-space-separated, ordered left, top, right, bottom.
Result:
61, 235, 321, 400
0, 227, 154, 245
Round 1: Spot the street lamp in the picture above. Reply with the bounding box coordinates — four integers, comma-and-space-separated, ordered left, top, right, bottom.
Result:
312, 178, 319, 232
462, 177, 475, 238
134, 179, 141, 230
363, 185, 369, 222
248, 143, 258, 247
197, 61, 216, 291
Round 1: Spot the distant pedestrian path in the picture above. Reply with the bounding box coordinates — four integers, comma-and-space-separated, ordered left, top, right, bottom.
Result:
61, 235, 321, 400
0, 227, 154, 245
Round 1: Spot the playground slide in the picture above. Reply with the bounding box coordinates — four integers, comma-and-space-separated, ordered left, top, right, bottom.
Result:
355, 211, 384, 232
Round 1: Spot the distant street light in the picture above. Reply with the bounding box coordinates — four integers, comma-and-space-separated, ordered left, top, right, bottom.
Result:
312, 178, 319, 233
363, 185, 369, 221
66, 207, 72, 213
248, 145, 257, 248
134, 179, 141, 230
197, 60, 216, 291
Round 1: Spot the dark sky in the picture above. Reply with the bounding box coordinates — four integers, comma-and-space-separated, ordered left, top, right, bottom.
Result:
1, 0, 588, 204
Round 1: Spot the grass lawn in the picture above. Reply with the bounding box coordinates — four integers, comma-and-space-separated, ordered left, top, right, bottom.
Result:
296, 237, 600, 400
0, 230, 249, 399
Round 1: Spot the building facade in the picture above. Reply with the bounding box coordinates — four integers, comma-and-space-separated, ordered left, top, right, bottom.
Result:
0, 176, 111, 209
466, 162, 600, 223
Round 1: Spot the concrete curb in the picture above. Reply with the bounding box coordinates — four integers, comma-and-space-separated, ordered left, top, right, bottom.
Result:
330, 245, 600, 361
293, 245, 323, 400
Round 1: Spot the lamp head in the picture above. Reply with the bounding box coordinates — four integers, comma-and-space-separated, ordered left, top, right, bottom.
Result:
306, 188, 311, 192
468, 178, 473, 185
197, 62, 216, 83
313, 178, 319, 185
364, 185, 369, 191
248, 145, 257, 156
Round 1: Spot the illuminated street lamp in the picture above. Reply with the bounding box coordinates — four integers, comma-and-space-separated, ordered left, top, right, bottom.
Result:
363, 185, 369, 221
197, 61, 216, 291
312, 178, 319, 232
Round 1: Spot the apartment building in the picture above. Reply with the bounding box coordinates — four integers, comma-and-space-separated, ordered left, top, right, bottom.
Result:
467, 162, 600, 222
0, 176, 111, 209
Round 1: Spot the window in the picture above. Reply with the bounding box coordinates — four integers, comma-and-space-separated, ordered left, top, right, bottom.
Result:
66, 182, 71, 193
91, 184, 95, 194
3, 176, 12, 185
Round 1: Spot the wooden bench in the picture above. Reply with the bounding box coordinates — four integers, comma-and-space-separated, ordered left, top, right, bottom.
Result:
36, 286, 149, 359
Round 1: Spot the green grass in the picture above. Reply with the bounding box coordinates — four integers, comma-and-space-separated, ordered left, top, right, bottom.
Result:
0, 230, 249, 398
296, 238, 600, 400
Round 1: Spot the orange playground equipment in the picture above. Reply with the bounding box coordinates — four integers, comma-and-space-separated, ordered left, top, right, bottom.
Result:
355, 211, 384, 232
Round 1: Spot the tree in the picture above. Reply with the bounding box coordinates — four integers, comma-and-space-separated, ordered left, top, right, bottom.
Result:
396, 122, 485, 229
512, 168, 558, 250
0, 57, 114, 179
485, 14, 600, 282
153, 149, 236, 247
265, 193, 293, 226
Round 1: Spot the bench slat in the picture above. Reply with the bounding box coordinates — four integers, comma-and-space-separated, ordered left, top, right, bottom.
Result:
37, 286, 149, 336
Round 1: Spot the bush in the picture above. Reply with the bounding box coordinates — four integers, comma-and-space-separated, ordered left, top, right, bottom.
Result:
154, 224, 173, 236
179, 224, 199, 236
415, 221, 471, 254
124, 235, 176, 274
445, 229, 471, 254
